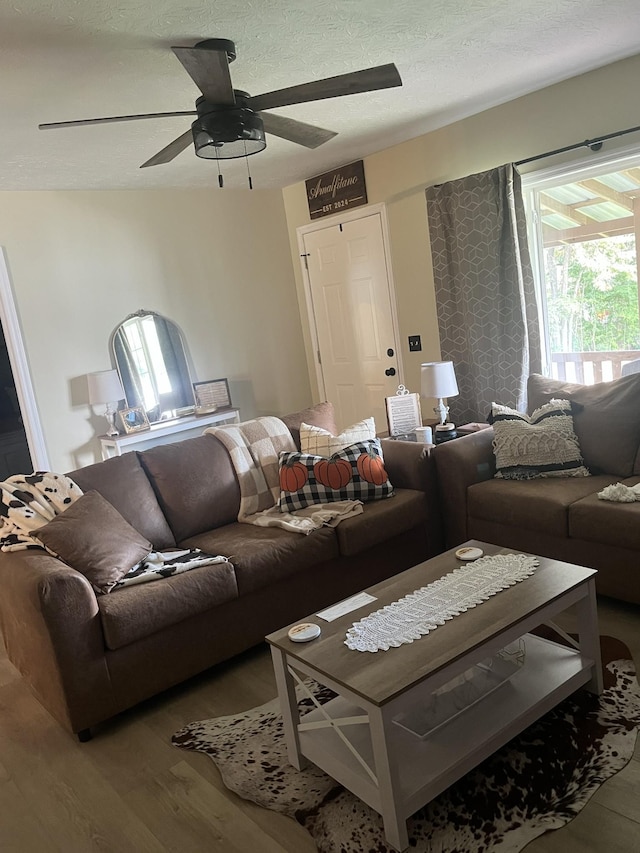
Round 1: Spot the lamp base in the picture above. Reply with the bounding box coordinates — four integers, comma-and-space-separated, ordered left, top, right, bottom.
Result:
433, 398, 450, 428
434, 423, 457, 443
104, 406, 120, 437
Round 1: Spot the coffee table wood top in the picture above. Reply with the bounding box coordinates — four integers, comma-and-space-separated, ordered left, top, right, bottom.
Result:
266, 540, 596, 707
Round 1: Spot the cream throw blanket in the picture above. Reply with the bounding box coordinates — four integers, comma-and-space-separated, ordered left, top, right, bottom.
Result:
597, 482, 640, 502
205, 416, 363, 534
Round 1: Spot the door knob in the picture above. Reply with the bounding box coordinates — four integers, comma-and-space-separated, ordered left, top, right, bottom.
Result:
385, 367, 396, 377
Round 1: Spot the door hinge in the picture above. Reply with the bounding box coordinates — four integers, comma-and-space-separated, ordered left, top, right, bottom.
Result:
317, 349, 322, 365
300, 252, 310, 270
339, 223, 343, 232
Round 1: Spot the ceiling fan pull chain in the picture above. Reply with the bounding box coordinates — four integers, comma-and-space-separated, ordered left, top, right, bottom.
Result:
244, 142, 253, 189
216, 154, 224, 188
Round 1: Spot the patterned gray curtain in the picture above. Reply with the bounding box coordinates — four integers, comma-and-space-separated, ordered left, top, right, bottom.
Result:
426, 163, 542, 424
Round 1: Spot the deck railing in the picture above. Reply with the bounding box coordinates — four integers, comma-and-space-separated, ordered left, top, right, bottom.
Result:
550, 350, 640, 383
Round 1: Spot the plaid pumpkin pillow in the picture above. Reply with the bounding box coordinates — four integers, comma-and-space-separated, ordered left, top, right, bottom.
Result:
278, 439, 394, 511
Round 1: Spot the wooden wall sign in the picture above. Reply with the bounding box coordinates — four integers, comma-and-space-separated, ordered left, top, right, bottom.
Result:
305, 160, 368, 219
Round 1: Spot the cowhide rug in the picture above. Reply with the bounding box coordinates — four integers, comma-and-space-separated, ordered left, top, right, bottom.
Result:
172, 636, 640, 852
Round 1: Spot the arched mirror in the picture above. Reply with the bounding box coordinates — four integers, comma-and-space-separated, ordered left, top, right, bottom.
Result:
110, 310, 195, 423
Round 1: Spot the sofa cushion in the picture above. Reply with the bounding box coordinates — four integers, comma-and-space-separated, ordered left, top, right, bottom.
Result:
300, 417, 376, 456
467, 475, 617, 537
490, 399, 589, 479
281, 401, 338, 451
34, 490, 153, 594
569, 477, 640, 551
98, 559, 239, 649
278, 439, 393, 511
139, 434, 241, 541
68, 452, 176, 549
181, 522, 339, 596
527, 373, 640, 477
336, 488, 428, 557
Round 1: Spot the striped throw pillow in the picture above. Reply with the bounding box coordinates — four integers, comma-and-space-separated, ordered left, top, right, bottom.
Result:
490, 399, 590, 480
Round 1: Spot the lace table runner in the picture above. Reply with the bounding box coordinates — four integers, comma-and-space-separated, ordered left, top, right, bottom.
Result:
344, 553, 539, 652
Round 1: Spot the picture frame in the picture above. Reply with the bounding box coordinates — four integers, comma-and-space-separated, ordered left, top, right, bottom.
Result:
193, 378, 232, 414
119, 405, 150, 434
385, 388, 423, 436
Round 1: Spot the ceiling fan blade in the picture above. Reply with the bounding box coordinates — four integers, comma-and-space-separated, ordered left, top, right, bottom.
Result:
249, 63, 401, 112
261, 113, 337, 149
172, 44, 236, 105
140, 129, 194, 168
39, 111, 196, 130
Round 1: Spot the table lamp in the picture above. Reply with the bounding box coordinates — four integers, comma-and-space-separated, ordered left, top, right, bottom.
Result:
87, 369, 125, 437
421, 361, 459, 440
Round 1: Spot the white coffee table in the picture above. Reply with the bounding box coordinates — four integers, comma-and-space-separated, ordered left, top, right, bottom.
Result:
266, 541, 602, 852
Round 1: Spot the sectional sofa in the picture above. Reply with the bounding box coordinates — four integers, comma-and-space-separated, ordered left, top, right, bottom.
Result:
434, 373, 640, 604
0, 403, 442, 739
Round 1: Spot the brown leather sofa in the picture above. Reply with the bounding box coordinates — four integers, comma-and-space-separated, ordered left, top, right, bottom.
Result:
0, 404, 442, 739
434, 373, 640, 605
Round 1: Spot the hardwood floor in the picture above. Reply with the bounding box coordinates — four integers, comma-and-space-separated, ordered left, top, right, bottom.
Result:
0, 596, 638, 852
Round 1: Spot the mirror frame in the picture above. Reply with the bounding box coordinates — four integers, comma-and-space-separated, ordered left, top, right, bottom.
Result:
109, 309, 196, 424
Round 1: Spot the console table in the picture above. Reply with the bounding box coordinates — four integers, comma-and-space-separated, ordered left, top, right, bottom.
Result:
99, 408, 240, 460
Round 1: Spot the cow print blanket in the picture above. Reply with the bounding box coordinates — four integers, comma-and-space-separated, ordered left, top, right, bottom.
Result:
113, 548, 230, 590
173, 636, 640, 853
0, 471, 82, 550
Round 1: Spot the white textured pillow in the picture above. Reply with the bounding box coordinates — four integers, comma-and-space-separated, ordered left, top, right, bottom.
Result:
300, 417, 377, 457
491, 399, 590, 480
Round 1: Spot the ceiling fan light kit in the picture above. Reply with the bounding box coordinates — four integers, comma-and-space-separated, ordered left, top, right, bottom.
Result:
38, 37, 402, 188
192, 93, 266, 160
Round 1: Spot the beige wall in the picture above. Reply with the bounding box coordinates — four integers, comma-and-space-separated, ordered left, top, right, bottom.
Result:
5, 53, 640, 472
282, 52, 640, 404
0, 189, 308, 470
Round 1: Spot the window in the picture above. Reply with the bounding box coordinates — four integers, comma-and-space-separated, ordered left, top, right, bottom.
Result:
523, 149, 640, 384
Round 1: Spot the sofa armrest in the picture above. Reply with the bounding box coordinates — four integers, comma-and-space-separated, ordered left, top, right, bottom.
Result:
0, 550, 117, 733
380, 438, 444, 555
380, 438, 434, 492
433, 429, 496, 548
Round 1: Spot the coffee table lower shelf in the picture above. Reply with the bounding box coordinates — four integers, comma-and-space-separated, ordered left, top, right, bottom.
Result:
295, 634, 591, 835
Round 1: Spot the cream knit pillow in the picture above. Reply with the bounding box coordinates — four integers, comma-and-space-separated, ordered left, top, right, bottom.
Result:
300, 417, 377, 457
491, 399, 589, 480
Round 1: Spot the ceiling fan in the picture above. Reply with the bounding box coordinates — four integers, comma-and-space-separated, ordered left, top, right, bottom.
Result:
38, 39, 402, 175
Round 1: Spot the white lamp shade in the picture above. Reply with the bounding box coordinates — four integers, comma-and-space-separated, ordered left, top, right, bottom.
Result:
421, 361, 459, 399
87, 369, 125, 404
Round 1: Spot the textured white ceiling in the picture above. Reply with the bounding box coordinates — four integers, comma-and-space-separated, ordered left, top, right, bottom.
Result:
3, 0, 640, 191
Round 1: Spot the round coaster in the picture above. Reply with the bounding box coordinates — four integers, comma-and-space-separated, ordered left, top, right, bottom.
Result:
288, 623, 321, 643
455, 546, 484, 561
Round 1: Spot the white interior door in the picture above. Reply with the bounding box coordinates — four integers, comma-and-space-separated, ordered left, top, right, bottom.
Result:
302, 211, 400, 433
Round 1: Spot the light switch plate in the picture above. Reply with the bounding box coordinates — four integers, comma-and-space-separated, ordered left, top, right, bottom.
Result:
408, 335, 422, 352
